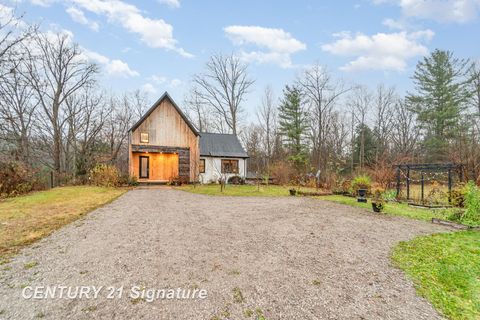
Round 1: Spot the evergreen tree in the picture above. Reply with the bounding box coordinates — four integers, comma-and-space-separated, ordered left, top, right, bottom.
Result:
353, 124, 377, 168
278, 85, 308, 171
407, 49, 473, 161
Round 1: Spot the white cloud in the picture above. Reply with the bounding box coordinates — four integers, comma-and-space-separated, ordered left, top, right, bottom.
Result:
141, 83, 157, 95
66, 6, 99, 31
0, 4, 14, 25
224, 25, 306, 68
382, 18, 406, 29
322, 30, 433, 72
169, 78, 182, 87
105, 59, 139, 77
82, 49, 139, 77
0, 4, 28, 28
149, 74, 182, 87
158, 0, 180, 9
141, 74, 182, 95
71, 0, 192, 57
375, 0, 480, 23
29, 0, 192, 57
30, 0, 55, 7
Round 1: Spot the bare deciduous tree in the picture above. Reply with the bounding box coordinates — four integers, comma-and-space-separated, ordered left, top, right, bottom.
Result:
391, 99, 420, 158
0, 64, 38, 163
471, 62, 480, 116
184, 87, 212, 132
0, 7, 34, 72
256, 86, 277, 172
104, 94, 135, 164
372, 84, 397, 160
24, 32, 98, 174
297, 64, 350, 180
64, 88, 106, 177
348, 86, 371, 171
193, 53, 254, 135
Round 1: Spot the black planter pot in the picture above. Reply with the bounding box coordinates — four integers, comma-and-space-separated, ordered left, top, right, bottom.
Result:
372, 202, 384, 213
357, 189, 367, 197
289, 189, 297, 196
357, 188, 368, 202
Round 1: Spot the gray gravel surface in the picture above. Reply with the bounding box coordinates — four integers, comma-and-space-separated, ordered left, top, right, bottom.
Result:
0, 188, 448, 319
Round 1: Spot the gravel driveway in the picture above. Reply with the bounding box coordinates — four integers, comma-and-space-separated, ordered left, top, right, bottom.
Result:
0, 188, 448, 319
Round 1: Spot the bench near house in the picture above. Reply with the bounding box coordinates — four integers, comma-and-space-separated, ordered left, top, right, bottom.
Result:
128, 92, 248, 183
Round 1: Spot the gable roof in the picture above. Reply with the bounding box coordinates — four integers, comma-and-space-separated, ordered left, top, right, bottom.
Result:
199, 132, 249, 158
129, 92, 199, 136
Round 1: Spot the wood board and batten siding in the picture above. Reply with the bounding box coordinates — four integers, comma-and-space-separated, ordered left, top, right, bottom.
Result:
129, 93, 199, 182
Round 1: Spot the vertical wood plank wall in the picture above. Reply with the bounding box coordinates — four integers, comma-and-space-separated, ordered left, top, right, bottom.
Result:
129, 98, 199, 181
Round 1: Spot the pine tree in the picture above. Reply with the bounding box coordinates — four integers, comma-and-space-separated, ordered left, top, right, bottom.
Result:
278, 85, 308, 171
353, 124, 377, 168
407, 49, 473, 161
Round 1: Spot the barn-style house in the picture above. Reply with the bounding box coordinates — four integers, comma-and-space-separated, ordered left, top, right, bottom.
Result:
128, 92, 248, 183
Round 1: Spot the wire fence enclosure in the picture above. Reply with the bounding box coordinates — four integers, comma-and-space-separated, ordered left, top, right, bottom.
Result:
395, 163, 464, 207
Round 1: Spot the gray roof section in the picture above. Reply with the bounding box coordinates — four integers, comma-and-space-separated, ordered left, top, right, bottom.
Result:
199, 132, 249, 158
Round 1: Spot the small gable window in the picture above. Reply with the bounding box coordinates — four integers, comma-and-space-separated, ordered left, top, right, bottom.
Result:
140, 132, 149, 143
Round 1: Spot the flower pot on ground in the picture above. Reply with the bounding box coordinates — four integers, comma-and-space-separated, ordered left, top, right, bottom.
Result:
372, 202, 384, 213
358, 189, 367, 197
371, 189, 385, 213
357, 188, 368, 203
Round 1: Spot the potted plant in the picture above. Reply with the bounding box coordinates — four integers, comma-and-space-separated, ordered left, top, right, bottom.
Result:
357, 188, 367, 202
371, 189, 385, 213
352, 175, 371, 203
289, 188, 297, 196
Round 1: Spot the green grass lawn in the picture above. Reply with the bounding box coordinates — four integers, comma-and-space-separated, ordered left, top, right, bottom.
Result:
321, 194, 454, 222
392, 231, 480, 320
0, 186, 126, 262
178, 184, 322, 197
180, 185, 455, 223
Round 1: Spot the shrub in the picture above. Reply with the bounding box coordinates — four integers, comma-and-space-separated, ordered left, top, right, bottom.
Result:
227, 175, 245, 185
369, 159, 395, 189
382, 189, 397, 202
0, 161, 42, 197
351, 175, 372, 194
450, 183, 466, 208
270, 161, 295, 185
340, 180, 352, 194
89, 164, 120, 187
371, 187, 385, 197
323, 171, 339, 190
118, 174, 138, 186
426, 181, 447, 205
462, 181, 480, 225
128, 175, 139, 186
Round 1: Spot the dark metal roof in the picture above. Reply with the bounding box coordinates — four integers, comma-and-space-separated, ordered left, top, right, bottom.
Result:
199, 132, 249, 158
129, 92, 199, 136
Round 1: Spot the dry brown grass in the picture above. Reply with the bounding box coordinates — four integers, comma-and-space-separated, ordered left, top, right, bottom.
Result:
0, 186, 126, 262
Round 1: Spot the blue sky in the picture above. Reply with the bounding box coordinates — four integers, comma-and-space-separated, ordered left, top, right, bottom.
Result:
4, 0, 480, 117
